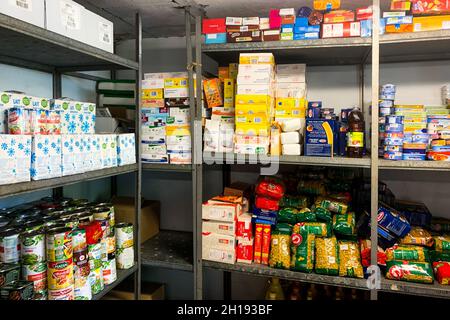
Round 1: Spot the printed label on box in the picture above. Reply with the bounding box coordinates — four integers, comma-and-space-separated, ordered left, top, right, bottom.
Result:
99, 22, 112, 44
60, 0, 81, 30
10, 0, 32, 11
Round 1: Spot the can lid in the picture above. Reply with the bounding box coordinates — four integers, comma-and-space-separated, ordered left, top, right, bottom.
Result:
115, 222, 133, 228
46, 226, 72, 235
0, 227, 21, 237
20, 229, 45, 238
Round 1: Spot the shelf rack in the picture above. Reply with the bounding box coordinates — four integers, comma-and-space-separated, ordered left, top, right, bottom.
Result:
0, 12, 143, 299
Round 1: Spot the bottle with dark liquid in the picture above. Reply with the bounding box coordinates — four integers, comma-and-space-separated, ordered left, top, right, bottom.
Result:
346, 107, 365, 158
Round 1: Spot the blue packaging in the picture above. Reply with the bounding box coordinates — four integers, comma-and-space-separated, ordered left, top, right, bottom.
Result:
385, 16, 413, 25
307, 107, 321, 118
403, 134, 429, 144
294, 25, 320, 33
294, 17, 309, 27
384, 145, 402, 152
432, 145, 450, 152
386, 115, 404, 124
395, 200, 432, 228
297, 7, 313, 18
379, 107, 393, 117
308, 101, 322, 109
384, 136, 404, 146
305, 119, 335, 157
385, 123, 404, 133
281, 24, 295, 33
252, 208, 277, 226
380, 84, 396, 100
379, 100, 394, 108
293, 32, 320, 40
402, 153, 426, 161
384, 151, 403, 160
204, 33, 227, 44
360, 19, 386, 37
377, 204, 411, 238
338, 122, 348, 156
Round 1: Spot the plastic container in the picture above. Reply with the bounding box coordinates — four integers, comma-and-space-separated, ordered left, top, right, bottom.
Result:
347, 107, 365, 158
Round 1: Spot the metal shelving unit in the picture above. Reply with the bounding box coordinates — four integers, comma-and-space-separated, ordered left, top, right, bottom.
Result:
142, 163, 193, 172
0, 12, 143, 299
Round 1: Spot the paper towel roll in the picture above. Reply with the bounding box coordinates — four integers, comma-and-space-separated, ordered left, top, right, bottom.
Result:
282, 144, 301, 155
281, 131, 300, 145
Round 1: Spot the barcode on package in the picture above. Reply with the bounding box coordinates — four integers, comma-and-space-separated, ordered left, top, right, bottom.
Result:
13, 0, 31, 10
99, 22, 112, 44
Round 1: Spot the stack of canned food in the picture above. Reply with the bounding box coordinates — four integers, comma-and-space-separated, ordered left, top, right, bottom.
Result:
0, 197, 134, 300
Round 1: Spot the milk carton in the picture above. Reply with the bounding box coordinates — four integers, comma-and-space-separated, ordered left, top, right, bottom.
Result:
91, 135, 102, 170
99, 134, 117, 168
51, 99, 83, 134
117, 134, 136, 166
49, 135, 62, 178
73, 135, 85, 174
31, 136, 50, 180
109, 134, 118, 167
0, 92, 33, 133
82, 102, 96, 134
61, 135, 76, 176
0, 135, 18, 184
15, 135, 32, 183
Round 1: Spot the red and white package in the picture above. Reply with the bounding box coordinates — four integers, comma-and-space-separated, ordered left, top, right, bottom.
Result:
236, 238, 254, 264
236, 212, 253, 240
322, 21, 361, 38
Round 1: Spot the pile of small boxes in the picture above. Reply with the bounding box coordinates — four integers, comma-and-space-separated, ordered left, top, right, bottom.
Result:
141, 72, 191, 164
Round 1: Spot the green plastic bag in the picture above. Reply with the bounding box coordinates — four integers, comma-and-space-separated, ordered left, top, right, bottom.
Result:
333, 213, 355, 236
290, 230, 315, 273
385, 260, 433, 284
313, 206, 332, 222
296, 222, 331, 238
295, 208, 316, 223
277, 208, 297, 224
279, 195, 308, 209
430, 250, 450, 263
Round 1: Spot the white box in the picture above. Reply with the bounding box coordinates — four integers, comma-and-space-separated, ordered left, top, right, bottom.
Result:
99, 134, 117, 168
82, 102, 96, 134
73, 135, 85, 173
0, 135, 17, 185
276, 64, 306, 83
236, 84, 274, 96
203, 119, 220, 153
168, 107, 190, 126
279, 8, 295, 16
31, 135, 61, 180
84, 135, 101, 170
84, 9, 114, 53
238, 64, 274, 75
281, 131, 300, 144
234, 143, 269, 155
141, 143, 167, 155
45, 0, 86, 42
51, 99, 82, 134
164, 88, 189, 98
259, 17, 270, 30
166, 135, 190, 146
167, 144, 191, 154
15, 135, 32, 183
117, 133, 135, 166
61, 135, 76, 175
226, 17, 242, 26
169, 153, 191, 164
282, 143, 302, 155
237, 73, 273, 85
202, 220, 236, 236
202, 232, 236, 250
141, 153, 168, 164
142, 79, 164, 90
275, 82, 307, 98
202, 245, 235, 264
242, 17, 259, 26
141, 125, 166, 144
0, 0, 45, 28
219, 123, 234, 153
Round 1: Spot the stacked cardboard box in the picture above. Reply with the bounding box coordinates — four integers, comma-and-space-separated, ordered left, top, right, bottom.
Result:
274, 64, 307, 156
0, 135, 32, 185
31, 135, 62, 180
234, 53, 275, 155
117, 133, 136, 166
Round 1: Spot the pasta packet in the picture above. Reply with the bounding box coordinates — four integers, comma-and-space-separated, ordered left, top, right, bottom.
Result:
338, 241, 364, 278
386, 260, 433, 284
315, 237, 339, 276
269, 223, 292, 270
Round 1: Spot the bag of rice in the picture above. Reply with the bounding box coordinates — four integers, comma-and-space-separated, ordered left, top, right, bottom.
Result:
269, 223, 292, 270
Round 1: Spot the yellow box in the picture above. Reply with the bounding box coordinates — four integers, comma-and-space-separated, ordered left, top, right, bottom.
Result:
235, 113, 271, 125
235, 123, 270, 137
235, 94, 273, 105
235, 104, 271, 116
394, 105, 424, 109
229, 63, 238, 79
142, 88, 163, 100
219, 67, 229, 80
270, 123, 281, 156
275, 98, 307, 109
413, 15, 450, 32
239, 53, 275, 65
166, 125, 190, 136
275, 107, 306, 118
223, 78, 235, 108
164, 77, 188, 89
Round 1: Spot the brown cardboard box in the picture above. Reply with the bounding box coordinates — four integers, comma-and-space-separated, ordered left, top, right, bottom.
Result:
224, 181, 252, 199
102, 282, 165, 300
227, 30, 262, 43
112, 196, 160, 244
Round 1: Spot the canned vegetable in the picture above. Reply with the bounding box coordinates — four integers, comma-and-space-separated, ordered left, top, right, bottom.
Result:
20, 230, 45, 265
0, 228, 20, 263
115, 223, 133, 249
47, 258, 74, 290
46, 227, 73, 262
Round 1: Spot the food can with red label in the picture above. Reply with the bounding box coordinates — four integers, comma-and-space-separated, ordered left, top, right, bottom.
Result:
22, 262, 47, 296
47, 258, 74, 290
48, 286, 74, 300
102, 258, 117, 285
46, 227, 72, 262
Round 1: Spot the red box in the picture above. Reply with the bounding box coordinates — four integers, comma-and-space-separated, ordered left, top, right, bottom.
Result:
391, 0, 411, 11
411, 0, 450, 14
356, 6, 373, 20
324, 10, 355, 23
269, 9, 281, 29
253, 224, 263, 264
203, 18, 226, 34
281, 15, 296, 24
236, 212, 252, 240
321, 21, 361, 38
261, 224, 271, 265
236, 238, 254, 264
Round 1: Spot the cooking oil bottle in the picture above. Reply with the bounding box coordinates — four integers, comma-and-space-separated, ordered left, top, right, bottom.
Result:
347, 107, 365, 158
265, 277, 285, 300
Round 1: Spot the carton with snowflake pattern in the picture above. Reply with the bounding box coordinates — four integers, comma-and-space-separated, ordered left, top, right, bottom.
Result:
15, 135, 32, 183
82, 103, 96, 134
61, 135, 76, 176
0, 135, 19, 184
117, 133, 136, 166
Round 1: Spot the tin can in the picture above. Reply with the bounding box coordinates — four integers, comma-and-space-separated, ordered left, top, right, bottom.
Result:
116, 246, 134, 270
46, 227, 73, 262
0, 263, 20, 287
88, 242, 103, 261
73, 248, 89, 268
0, 228, 20, 263
59, 216, 79, 230
47, 258, 73, 290
380, 84, 396, 100
384, 151, 403, 160
72, 229, 87, 252
88, 267, 104, 295
48, 286, 74, 300
74, 275, 92, 300
69, 199, 89, 207
0, 280, 34, 300
97, 218, 110, 238
20, 230, 45, 265
386, 115, 404, 124
106, 236, 116, 255
115, 223, 134, 249
74, 264, 90, 280
100, 238, 108, 262
33, 290, 48, 300
0, 217, 10, 228
102, 258, 117, 285
23, 220, 45, 232
93, 206, 110, 220
379, 99, 394, 108
22, 262, 47, 294
97, 203, 115, 228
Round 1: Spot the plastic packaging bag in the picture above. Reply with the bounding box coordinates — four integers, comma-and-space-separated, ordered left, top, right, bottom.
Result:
255, 178, 285, 200
279, 195, 308, 208
317, 197, 348, 214
313, 206, 332, 222
290, 228, 315, 273
385, 260, 433, 284
359, 239, 386, 267
269, 223, 292, 269
315, 237, 339, 276
433, 261, 450, 285
434, 234, 450, 251
385, 245, 429, 262
297, 222, 331, 237
297, 180, 326, 196
400, 227, 434, 247
430, 250, 450, 263
333, 212, 355, 236
255, 195, 279, 211
338, 241, 364, 278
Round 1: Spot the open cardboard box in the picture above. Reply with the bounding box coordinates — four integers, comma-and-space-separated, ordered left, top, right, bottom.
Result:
102, 281, 164, 300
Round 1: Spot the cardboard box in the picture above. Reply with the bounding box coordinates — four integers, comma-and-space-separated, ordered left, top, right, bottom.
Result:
142, 89, 163, 100
356, 6, 373, 21
202, 246, 236, 264
141, 154, 168, 164
294, 32, 320, 40
276, 97, 307, 109
275, 82, 307, 98
0, 0, 45, 28
227, 25, 260, 32
263, 29, 281, 41
314, 0, 341, 10
202, 196, 242, 222
413, 15, 450, 32
218, 67, 229, 80
204, 33, 227, 44
236, 212, 253, 240
391, 0, 411, 11
236, 85, 274, 96
235, 123, 270, 137
412, 0, 450, 14
386, 16, 413, 25
227, 30, 262, 43
45, 0, 86, 42
84, 8, 114, 53
305, 119, 335, 157
202, 232, 236, 250
224, 181, 252, 198
112, 196, 160, 244
322, 21, 361, 38
294, 25, 321, 33
281, 24, 294, 33
169, 152, 191, 164
239, 53, 274, 65
226, 17, 242, 26
202, 18, 226, 34
104, 282, 164, 300
324, 10, 355, 24
203, 220, 236, 236
235, 94, 273, 105
385, 23, 413, 33
142, 78, 164, 89
259, 17, 270, 30
243, 17, 259, 26
236, 238, 254, 264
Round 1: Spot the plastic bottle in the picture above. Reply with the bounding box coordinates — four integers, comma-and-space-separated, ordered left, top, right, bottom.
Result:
288, 282, 302, 300
346, 107, 365, 158
335, 287, 345, 300
265, 277, 285, 300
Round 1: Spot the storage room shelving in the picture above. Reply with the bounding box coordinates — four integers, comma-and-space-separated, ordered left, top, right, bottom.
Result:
0, 11, 143, 299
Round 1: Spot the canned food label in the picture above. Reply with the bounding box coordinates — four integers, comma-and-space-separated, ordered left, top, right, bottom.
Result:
116, 246, 134, 270
0, 234, 20, 263
72, 230, 86, 252
106, 236, 116, 255
22, 262, 47, 293
88, 267, 104, 295
116, 225, 134, 249
48, 286, 74, 300
74, 264, 90, 279
47, 259, 74, 290
73, 249, 88, 268
46, 231, 73, 262
88, 243, 102, 261
74, 276, 92, 300
102, 258, 117, 285
21, 233, 45, 265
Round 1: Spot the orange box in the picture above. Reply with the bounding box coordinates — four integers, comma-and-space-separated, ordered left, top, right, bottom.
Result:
391, 0, 411, 11
413, 15, 450, 32
324, 10, 355, 23
281, 15, 295, 24
412, 0, 450, 15
314, 0, 340, 10
218, 67, 229, 80
203, 78, 223, 108
253, 224, 263, 264
261, 224, 271, 265
386, 23, 413, 33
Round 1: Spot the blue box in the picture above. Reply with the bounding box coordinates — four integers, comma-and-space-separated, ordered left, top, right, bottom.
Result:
308, 101, 322, 109
294, 25, 320, 33
307, 107, 321, 118
378, 205, 411, 238
305, 119, 335, 157
204, 33, 226, 44
386, 16, 413, 25
360, 19, 386, 37
252, 208, 277, 226
281, 24, 294, 33
294, 17, 309, 27
293, 32, 320, 40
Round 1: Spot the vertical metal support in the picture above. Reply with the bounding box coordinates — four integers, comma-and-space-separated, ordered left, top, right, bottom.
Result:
52, 71, 63, 199
110, 69, 118, 197
134, 11, 143, 301
359, 64, 365, 111
370, 0, 380, 301
222, 164, 232, 299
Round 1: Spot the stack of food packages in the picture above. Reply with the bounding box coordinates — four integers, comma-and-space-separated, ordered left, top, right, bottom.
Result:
379, 83, 450, 161
0, 198, 135, 300
377, 202, 450, 285
234, 53, 275, 155
141, 72, 192, 164
274, 64, 307, 156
